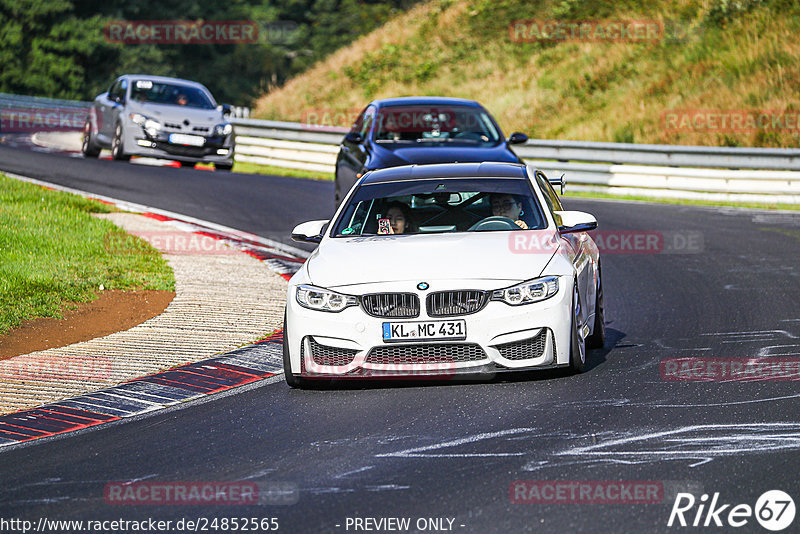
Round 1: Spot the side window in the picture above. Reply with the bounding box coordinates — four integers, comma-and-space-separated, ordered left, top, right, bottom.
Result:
108, 79, 123, 101
119, 79, 128, 102
350, 109, 365, 133
535, 171, 563, 213
360, 107, 375, 138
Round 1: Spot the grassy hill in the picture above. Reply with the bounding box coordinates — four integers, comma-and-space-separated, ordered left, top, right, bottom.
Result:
252, 0, 800, 148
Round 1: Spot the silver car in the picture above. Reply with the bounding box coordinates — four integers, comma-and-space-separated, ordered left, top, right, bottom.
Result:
81, 74, 234, 169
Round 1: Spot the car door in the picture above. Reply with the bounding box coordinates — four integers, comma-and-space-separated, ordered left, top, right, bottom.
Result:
108, 77, 128, 133
99, 78, 123, 141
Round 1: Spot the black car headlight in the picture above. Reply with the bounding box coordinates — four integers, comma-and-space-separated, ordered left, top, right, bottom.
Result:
296, 285, 358, 312
213, 123, 233, 136
490, 276, 559, 305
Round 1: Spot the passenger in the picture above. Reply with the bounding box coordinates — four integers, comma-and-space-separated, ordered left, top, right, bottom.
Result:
176, 93, 188, 106
384, 201, 416, 234
490, 193, 528, 229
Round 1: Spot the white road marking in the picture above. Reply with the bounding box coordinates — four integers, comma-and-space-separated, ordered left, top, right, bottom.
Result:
376, 428, 535, 458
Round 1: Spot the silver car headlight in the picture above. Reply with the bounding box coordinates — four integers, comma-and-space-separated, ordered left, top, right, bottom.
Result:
296, 285, 358, 312
130, 113, 161, 136
214, 123, 233, 136
490, 276, 559, 305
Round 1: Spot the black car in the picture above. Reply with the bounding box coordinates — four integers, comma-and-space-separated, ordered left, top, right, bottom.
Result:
334, 97, 528, 203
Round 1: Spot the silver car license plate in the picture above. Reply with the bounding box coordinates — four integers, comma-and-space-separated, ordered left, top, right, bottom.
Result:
169, 133, 205, 146
382, 320, 466, 342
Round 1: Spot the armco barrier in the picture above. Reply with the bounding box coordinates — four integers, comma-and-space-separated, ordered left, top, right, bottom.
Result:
229, 117, 800, 202
3, 92, 799, 202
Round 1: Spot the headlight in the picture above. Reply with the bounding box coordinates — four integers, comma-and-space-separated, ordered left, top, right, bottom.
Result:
490, 276, 559, 305
214, 123, 233, 136
130, 113, 161, 136
296, 285, 358, 312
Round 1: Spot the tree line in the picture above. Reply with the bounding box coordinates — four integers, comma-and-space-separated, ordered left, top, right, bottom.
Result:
0, 0, 417, 105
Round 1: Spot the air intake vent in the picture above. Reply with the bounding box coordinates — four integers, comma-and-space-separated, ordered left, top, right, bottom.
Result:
361, 293, 420, 318
426, 290, 488, 317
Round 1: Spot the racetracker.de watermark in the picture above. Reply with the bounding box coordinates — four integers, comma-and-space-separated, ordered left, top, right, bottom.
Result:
661, 358, 800, 381
510, 480, 664, 504
508, 19, 701, 43
104, 481, 299, 506
0, 107, 87, 133
509, 19, 662, 43
104, 20, 258, 44
300, 108, 361, 131
103, 20, 298, 45
105, 231, 239, 255
0, 354, 111, 381
662, 109, 800, 133
508, 230, 703, 254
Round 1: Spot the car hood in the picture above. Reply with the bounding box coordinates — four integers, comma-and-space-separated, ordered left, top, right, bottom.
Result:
127, 102, 223, 126
307, 231, 559, 289
369, 143, 521, 168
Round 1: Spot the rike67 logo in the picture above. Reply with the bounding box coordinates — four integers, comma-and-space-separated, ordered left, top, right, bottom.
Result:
668, 490, 795, 531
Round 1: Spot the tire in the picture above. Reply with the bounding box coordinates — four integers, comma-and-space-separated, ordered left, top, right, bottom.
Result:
81, 119, 101, 158
179, 161, 196, 168
585, 263, 605, 350
568, 282, 586, 373
282, 311, 305, 388
215, 162, 233, 171
111, 123, 131, 161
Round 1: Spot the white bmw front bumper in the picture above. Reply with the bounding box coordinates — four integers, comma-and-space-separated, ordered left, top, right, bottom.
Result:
284, 278, 574, 378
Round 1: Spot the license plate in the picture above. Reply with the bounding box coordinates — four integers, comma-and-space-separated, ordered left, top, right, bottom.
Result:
169, 133, 205, 146
382, 320, 467, 342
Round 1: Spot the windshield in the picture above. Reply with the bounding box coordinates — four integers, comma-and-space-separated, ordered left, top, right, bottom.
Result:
332, 178, 546, 236
129, 81, 215, 109
373, 105, 501, 145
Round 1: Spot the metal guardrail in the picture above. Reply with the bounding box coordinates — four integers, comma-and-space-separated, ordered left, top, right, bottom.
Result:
2, 92, 798, 202
230, 117, 800, 203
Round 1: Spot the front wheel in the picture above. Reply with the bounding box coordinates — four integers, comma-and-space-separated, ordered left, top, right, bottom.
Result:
282, 312, 305, 388
111, 123, 131, 161
585, 263, 605, 350
81, 119, 100, 158
568, 283, 586, 373
215, 162, 233, 171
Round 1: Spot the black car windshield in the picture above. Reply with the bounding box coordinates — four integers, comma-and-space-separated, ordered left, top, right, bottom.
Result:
373, 105, 501, 145
332, 178, 546, 236
129, 81, 215, 109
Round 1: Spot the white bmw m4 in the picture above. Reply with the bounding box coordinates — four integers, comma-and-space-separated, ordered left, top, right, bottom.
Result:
283, 162, 604, 387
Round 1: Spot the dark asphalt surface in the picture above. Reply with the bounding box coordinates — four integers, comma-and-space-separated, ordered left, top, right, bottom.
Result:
2, 144, 800, 533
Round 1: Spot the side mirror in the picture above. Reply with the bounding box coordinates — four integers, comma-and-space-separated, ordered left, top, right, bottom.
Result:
508, 132, 528, 144
291, 220, 329, 243
554, 211, 597, 234
548, 173, 566, 195
344, 132, 363, 144
220, 104, 232, 117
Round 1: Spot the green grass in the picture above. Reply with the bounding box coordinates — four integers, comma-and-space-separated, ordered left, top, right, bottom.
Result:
255, 0, 800, 148
232, 161, 334, 181
0, 174, 174, 336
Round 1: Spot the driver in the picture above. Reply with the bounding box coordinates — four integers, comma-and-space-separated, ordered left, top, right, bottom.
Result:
490, 194, 528, 229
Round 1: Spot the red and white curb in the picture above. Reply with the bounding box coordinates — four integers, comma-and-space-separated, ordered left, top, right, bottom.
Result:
0, 172, 305, 448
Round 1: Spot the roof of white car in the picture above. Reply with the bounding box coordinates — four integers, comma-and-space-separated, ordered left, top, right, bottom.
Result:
361, 162, 529, 184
